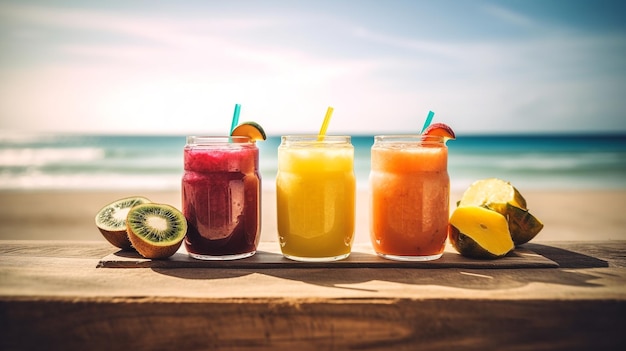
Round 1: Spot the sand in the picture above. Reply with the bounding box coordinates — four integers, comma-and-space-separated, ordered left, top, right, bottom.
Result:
1, 189, 625, 244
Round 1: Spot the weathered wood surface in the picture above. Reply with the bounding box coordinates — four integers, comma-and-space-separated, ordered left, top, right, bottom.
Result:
98, 242, 559, 269
1, 240, 625, 350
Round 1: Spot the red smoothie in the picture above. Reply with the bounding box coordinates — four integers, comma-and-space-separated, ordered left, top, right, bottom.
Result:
182, 136, 260, 260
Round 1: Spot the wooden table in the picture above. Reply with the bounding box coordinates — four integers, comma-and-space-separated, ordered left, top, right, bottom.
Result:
1, 240, 625, 350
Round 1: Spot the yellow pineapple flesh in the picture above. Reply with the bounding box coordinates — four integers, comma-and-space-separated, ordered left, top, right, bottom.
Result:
457, 178, 543, 246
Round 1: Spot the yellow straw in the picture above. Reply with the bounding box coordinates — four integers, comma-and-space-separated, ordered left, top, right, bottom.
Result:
317, 106, 334, 141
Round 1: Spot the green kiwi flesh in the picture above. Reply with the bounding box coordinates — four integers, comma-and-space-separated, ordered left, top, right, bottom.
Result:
95, 196, 151, 250
126, 203, 187, 259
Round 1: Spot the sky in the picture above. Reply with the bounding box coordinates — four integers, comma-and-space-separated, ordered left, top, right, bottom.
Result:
0, 0, 625, 135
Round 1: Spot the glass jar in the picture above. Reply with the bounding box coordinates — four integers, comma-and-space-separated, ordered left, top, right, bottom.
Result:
370, 135, 449, 261
276, 135, 356, 261
182, 136, 261, 260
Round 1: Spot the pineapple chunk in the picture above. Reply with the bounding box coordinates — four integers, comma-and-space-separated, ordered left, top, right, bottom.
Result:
458, 178, 543, 246
448, 206, 514, 259
458, 178, 527, 210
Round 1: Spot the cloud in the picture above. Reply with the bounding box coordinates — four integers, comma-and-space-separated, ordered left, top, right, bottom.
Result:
0, 3, 383, 129
0, 3, 274, 46
0, 2, 625, 134
351, 26, 465, 58
481, 4, 536, 29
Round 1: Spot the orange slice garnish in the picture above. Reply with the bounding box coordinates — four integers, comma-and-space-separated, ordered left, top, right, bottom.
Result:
230, 121, 267, 142
422, 122, 456, 140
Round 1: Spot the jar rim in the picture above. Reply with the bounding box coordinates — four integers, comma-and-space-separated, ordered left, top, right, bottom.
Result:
281, 135, 351, 142
373, 135, 447, 147
186, 136, 254, 145
374, 135, 445, 142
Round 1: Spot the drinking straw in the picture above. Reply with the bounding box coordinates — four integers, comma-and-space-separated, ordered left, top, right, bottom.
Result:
420, 110, 435, 134
318, 106, 334, 141
230, 103, 241, 134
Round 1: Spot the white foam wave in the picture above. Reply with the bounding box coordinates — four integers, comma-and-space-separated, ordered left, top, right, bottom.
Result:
0, 131, 64, 145
0, 171, 181, 191
0, 147, 105, 167
497, 153, 621, 171
451, 152, 623, 171
1, 171, 622, 191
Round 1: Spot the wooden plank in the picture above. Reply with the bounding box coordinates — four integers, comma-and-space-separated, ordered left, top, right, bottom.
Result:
97, 242, 559, 269
2, 241, 624, 301
0, 240, 112, 258
1, 297, 624, 350
525, 241, 625, 268
1, 240, 626, 350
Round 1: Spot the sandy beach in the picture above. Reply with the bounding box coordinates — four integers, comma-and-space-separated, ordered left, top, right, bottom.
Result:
1, 189, 625, 244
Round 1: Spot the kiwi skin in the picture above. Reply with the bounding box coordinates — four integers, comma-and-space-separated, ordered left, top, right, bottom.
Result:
126, 203, 187, 259
95, 196, 151, 251
99, 228, 134, 251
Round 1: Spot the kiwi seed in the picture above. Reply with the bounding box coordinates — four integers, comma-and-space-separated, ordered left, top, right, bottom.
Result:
126, 203, 187, 259
95, 196, 151, 250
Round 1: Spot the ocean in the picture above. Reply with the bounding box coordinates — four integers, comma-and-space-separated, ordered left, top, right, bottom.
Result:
1, 132, 625, 191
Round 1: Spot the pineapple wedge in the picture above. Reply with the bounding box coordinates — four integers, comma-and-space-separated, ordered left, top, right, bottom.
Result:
458, 178, 527, 210
457, 178, 543, 246
448, 206, 514, 259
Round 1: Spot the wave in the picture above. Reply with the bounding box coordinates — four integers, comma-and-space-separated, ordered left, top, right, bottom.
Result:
0, 171, 182, 191
450, 152, 625, 172
1, 133, 624, 191
0, 147, 106, 167
0, 131, 65, 145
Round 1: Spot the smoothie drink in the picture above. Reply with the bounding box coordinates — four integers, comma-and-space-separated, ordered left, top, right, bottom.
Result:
276, 136, 356, 261
182, 136, 261, 260
370, 135, 449, 261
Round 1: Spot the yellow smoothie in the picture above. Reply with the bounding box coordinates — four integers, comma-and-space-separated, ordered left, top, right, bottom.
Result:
276, 136, 355, 261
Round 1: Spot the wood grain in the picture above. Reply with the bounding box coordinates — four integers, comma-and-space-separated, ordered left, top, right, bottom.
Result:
1, 240, 625, 350
1, 298, 624, 350
97, 242, 559, 269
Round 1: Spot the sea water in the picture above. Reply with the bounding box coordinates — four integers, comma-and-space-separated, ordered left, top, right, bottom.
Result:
1, 132, 625, 191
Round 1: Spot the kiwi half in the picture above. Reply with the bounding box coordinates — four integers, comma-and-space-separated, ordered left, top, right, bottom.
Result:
95, 196, 151, 250
126, 203, 187, 259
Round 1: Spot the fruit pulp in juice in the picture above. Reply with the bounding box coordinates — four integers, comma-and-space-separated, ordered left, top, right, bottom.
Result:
182, 146, 260, 256
276, 147, 355, 258
370, 146, 449, 257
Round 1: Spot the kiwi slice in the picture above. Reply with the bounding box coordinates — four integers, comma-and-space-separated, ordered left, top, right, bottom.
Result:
126, 203, 187, 259
95, 196, 151, 250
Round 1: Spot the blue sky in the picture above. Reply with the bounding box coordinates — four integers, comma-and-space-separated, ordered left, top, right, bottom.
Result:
1, 0, 625, 135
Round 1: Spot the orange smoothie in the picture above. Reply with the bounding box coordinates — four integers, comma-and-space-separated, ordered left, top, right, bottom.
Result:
370, 135, 449, 261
